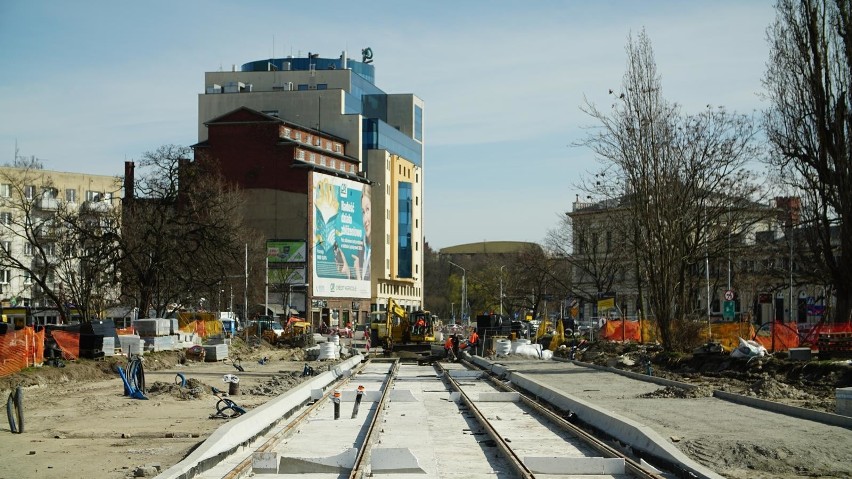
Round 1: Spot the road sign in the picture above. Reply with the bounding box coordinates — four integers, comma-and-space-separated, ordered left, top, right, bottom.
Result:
723, 300, 735, 319
724, 290, 735, 301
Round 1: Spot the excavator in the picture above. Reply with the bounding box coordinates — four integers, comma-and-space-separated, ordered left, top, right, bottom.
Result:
370, 298, 435, 352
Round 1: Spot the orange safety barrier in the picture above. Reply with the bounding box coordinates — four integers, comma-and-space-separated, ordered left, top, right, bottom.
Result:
0, 326, 46, 377
705, 322, 757, 351
51, 330, 81, 360
600, 320, 642, 342
801, 321, 852, 346
752, 321, 801, 352
177, 312, 223, 339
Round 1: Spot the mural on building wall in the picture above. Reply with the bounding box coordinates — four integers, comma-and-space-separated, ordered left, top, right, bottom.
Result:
312, 174, 371, 299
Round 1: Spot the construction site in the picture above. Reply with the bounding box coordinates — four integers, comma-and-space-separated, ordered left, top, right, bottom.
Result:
0, 311, 850, 478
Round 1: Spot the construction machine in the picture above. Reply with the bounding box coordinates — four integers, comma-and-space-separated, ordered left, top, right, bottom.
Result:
370, 298, 436, 352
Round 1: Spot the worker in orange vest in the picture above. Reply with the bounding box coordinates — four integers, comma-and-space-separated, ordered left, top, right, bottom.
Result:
468, 329, 480, 356
444, 335, 455, 361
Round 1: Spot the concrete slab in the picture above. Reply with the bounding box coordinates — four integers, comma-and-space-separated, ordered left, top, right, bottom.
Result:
477, 392, 520, 402
251, 451, 278, 474
371, 447, 425, 474
524, 456, 625, 475
278, 447, 357, 473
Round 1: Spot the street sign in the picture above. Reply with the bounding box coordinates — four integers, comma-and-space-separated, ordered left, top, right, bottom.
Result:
724, 290, 735, 301
723, 300, 735, 319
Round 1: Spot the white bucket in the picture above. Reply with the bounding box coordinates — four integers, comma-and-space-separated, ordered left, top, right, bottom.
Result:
318, 341, 338, 360
495, 339, 512, 356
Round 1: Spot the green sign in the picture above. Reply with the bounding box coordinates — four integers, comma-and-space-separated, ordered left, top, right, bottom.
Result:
723, 300, 736, 319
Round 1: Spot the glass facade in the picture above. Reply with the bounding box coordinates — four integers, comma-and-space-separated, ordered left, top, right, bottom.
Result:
363, 119, 422, 167
397, 182, 413, 278
241, 57, 376, 84
414, 105, 423, 142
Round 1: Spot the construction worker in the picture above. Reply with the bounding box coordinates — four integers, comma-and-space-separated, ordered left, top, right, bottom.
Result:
444, 335, 455, 361
415, 317, 426, 335
468, 329, 479, 356
451, 334, 460, 362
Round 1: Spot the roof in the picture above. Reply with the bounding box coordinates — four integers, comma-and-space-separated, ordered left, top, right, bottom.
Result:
439, 241, 541, 255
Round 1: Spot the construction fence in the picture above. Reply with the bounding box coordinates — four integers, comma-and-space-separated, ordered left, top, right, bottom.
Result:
0, 326, 45, 377
596, 318, 852, 352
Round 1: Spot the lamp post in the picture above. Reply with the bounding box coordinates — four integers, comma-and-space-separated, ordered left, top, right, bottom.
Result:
499, 265, 505, 317
448, 261, 467, 326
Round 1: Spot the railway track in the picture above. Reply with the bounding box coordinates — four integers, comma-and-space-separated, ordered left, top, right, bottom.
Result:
166, 356, 670, 478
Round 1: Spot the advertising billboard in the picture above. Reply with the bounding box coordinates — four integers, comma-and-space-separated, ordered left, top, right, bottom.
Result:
312, 174, 371, 299
267, 240, 306, 264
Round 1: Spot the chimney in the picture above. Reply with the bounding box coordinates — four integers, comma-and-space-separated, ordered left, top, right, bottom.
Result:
124, 161, 135, 200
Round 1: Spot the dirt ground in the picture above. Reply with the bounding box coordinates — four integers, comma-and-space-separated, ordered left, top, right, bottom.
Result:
0, 338, 348, 479
0, 338, 849, 479
558, 341, 852, 413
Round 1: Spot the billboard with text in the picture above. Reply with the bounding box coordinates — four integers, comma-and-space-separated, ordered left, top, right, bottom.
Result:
312, 174, 371, 299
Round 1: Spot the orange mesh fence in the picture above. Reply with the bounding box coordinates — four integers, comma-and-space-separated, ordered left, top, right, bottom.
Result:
600, 320, 641, 342
177, 312, 222, 339
0, 326, 46, 377
752, 321, 801, 352
51, 330, 81, 360
801, 321, 852, 346
702, 322, 757, 351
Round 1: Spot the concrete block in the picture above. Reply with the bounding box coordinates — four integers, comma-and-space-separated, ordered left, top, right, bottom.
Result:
204, 343, 229, 361
371, 448, 424, 474
448, 370, 483, 379
133, 318, 172, 337
143, 335, 177, 352
252, 452, 279, 474
525, 456, 625, 475
837, 387, 852, 416
101, 337, 116, 356
789, 347, 812, 361
278, 447, 356, 473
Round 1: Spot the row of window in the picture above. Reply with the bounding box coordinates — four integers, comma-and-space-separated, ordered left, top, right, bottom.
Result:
0, 184, 111, 203
295, 149, 356, 175
281, 127, 343, 153
0, 269, 34, 285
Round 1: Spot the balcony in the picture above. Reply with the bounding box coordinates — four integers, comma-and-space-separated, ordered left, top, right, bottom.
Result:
36, 197, 59, 210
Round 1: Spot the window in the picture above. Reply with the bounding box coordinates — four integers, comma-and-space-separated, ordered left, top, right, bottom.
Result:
24, 243, 33, 255
334, 144, 342, 153
317, 83, 328, 90
45, 243, 56, 256
42, 187, 58, 199
0, 184, 10, 197
283, 128, 291, 138
297, 84, 309, 91
295, 132, 302, 141
0, 270, 9, 284
66, 189, 77, 203
23, 271, 32, 285
0, 212, 11, 225
24, 185, 35, 199
86, 190, 102, 202
1, 241, 9, 253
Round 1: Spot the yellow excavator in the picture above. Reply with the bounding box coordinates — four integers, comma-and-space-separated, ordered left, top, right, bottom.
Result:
370, 298, 435, 351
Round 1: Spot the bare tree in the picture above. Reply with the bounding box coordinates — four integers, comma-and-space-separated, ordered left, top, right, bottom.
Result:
764, 0, 852, 322
579, 30, 766, 350
120, 145, 254, 318
0, 166, 121, 321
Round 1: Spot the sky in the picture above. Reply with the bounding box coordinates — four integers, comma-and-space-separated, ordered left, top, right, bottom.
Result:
0, 1, 777, 250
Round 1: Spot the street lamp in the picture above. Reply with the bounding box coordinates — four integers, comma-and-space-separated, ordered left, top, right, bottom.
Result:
448, 261, 467, 326
499, 265, 505, 317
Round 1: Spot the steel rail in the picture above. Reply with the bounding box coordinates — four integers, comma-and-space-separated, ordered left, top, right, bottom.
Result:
469, 359, 667, 479
435, 362, 536, 479
348, 358, 400, 479
220, 358, 373, 479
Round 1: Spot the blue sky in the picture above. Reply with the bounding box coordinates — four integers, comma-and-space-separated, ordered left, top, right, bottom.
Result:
0, 1, 776, 250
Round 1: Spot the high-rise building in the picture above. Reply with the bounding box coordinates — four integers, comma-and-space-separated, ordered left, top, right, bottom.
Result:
194, 51, 425, 328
